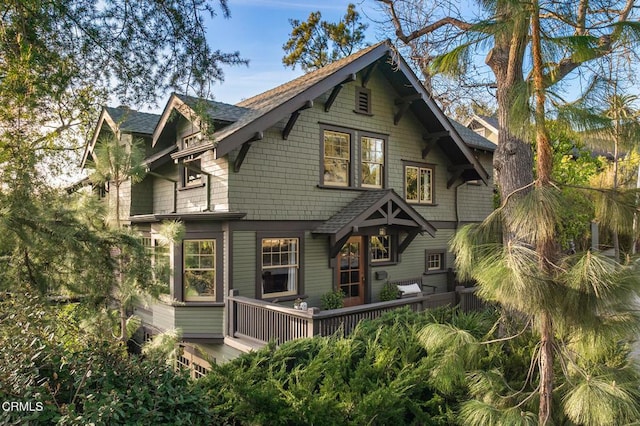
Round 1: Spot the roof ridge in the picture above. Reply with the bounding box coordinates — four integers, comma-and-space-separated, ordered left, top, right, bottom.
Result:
236, 40, 389, 108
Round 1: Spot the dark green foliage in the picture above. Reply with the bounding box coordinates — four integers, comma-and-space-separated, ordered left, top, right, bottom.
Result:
282, 4, 368, 72
320, 289, 345, 310
379, 281, 400, 301
200, 308, 502, 425
0, 294, 209, 425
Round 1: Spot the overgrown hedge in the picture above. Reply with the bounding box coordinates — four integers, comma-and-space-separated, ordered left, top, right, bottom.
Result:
199, 307, 503, 425
0, 294, 210, 425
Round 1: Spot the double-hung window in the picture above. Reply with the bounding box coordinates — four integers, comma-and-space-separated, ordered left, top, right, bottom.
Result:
322, 127, 386, 188
323, 130, 351, 186
370, 235, 392, 263
405, 163, 434, 204
183, 240, 216, 301
261, 238, 299, 298
361, 136, 384, 188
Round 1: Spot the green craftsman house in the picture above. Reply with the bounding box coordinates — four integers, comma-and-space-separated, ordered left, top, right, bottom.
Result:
82, 41, 496, 373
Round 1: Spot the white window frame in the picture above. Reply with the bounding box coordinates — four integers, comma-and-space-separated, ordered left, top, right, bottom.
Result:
183, 239, 216, 301
261, 237, 299, 298
323, 130, 351, 187
182, 132, 201, 150
370, 235, 392, 263
182, 156, 202, 187
426, 252, 445, 272
361, 136, 384, 188
405, 164, 434, 204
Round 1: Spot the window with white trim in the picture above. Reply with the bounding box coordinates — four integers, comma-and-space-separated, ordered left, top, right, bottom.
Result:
405, 164, 433, 204
321, 127, 386, 188
183, 240, 215, 301
323, 130, 351, 186
426, 251, 445, 272
261, 238, 299, 298
182, 132, 201, 149
361, 136, 384, 188
182, 157, 202, 187
370, 235, 391, 263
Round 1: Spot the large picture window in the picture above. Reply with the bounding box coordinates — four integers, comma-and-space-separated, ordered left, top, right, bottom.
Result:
405, 164, 434, 204
323, 130, 350, 186
261, 238, 299, 298
183, 240, 215, 301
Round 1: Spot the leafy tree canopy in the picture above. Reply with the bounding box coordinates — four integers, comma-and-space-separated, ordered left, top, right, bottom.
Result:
282, 3, 368, 72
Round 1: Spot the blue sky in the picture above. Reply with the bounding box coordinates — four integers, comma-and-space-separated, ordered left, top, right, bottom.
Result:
206, 0, 386, 104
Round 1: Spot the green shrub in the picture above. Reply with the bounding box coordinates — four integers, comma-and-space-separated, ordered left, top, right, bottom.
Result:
379, 281, 399, 301
0, 293, 210, 425
320, 289, 345, 310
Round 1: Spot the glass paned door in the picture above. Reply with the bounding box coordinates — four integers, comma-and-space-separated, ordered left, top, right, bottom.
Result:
337, 236, 365, 307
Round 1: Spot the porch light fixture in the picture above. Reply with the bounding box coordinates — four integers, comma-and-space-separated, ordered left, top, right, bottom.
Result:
378, 227, 387, 236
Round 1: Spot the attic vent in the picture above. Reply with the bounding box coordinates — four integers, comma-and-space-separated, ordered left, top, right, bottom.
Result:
355, 87, 372, 115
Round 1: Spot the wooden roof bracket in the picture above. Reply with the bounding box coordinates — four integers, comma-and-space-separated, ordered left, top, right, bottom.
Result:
394, 94, 421, 125
324, 73, 356, 112
361, 61, 379, 88
447, 164, 474, 188
282, 100, 314, 140
398, 229, 421, 254
233, 131, 263, 172
422, 131, 449, 158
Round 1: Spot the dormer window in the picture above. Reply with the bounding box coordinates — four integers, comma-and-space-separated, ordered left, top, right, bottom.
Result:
183, 132, 201, 150
355, 87, 372, 115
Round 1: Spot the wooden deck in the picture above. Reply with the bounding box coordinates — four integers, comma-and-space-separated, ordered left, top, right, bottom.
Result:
226, 286, 485, 351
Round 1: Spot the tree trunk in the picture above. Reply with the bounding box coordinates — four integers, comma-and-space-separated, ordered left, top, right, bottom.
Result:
539, 311, 554, 425
531, 2, 556, 422
485, 3, 534, 243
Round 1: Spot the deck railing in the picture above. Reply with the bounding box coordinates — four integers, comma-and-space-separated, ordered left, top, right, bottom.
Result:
227, 286, 484, 348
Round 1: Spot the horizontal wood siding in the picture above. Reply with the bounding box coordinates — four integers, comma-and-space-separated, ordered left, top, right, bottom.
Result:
370, 230, 454, 300
174, 306, 224, 336
130, 176, 153, 216
303, 233, 333, 307
458, 152, 495, 222
231, 231, 257, 298
153, 162, 177, 214
151, 303, 176, 332
228, 72, 472, 222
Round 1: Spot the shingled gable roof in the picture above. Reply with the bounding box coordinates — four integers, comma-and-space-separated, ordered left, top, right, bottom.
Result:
151, 92, 249, 148
81, 106, 161, 168
188, 40, 488, 182
313, 189, 437, 257
451, 121, 497, 152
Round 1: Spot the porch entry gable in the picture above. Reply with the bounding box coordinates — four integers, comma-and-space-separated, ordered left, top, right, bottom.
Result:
312, 189, 436, 258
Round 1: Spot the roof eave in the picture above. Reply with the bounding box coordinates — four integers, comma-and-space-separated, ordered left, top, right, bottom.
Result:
393, 56, 491, 184
214, 43, 393, 159
81, 108, 118, 169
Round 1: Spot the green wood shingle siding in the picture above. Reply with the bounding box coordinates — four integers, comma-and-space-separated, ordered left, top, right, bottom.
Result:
174, 306, 224, 336
231, 231, 257, 298
227, 72, 494, 222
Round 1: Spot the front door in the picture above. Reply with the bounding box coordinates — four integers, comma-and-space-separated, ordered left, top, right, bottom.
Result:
337, 236, 365, 307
